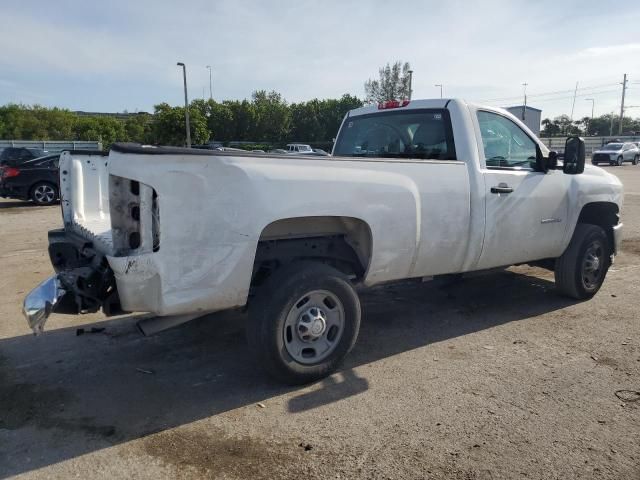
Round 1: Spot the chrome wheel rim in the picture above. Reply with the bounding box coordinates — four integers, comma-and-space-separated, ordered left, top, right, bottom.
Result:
283, 289, 345, 365
582, 240, 604, 290
34, 185, 55, 204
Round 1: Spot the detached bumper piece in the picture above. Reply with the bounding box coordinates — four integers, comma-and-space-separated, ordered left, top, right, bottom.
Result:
22, 229, 124, 334
23, 276, 67, 334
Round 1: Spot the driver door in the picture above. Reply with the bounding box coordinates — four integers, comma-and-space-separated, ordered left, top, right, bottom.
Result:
475, 110, 570, 269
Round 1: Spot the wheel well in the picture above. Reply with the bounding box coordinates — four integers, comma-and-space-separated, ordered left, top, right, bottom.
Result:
577, 202, 619, 249
251, 216, 372, 286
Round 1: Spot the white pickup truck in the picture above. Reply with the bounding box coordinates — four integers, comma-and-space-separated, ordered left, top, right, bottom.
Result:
24, 99, 623, 384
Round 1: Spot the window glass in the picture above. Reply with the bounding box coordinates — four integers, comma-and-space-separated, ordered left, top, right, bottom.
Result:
477, 111, 537, 168
333, 109, 456, 160
602, 144, 622, 151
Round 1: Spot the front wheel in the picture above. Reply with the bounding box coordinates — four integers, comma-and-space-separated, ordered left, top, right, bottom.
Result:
555, 224, 611, 299
633, 155, 639, 166
30, 182, 58, 205
617, 156, 623, 166
247, 262, 361, 384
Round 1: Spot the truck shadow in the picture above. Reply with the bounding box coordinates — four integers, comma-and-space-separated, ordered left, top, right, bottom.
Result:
0, 268, 576, 477
0, 200, 58, 209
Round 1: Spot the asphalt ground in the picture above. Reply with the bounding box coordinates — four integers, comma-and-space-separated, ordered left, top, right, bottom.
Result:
1, 164, 639, 479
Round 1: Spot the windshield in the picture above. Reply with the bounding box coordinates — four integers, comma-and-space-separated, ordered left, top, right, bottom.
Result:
602, 144, 623, 151
333, 109, 456, 160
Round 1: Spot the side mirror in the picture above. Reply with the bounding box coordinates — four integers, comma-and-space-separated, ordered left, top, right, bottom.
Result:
535, 144, 548, 173
563, 136, 585, 175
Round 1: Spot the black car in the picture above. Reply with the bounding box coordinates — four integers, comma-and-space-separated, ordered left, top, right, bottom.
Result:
0, 147, 48, 165
0, 154, 60, 205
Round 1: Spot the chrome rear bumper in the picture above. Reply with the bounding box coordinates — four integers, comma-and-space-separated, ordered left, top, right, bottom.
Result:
23, 276, 66, 335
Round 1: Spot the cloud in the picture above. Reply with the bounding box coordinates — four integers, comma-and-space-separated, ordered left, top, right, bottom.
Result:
577, 43, 640, 58
0, 0, 639, 120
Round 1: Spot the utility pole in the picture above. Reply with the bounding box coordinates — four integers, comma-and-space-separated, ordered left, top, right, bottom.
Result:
176, 62, 191, 148
570, 81, 579, 121
407, 70, 413, 100
521, 82, 528, 121
435, 84, 443, 99
619, 73, 627, 135
206, 65, 213, 100
585, 98, 594, 135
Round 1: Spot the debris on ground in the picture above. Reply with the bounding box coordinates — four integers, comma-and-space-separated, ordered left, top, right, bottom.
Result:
135, 367, 155, 375
76, 327, 106, 336
614, 390, 640, 402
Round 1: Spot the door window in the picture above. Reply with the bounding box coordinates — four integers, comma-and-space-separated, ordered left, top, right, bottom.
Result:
477, 111, 537, 168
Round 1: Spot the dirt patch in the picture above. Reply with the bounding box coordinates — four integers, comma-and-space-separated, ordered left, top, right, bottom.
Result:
143, 429, 300, 479
621, 237, 640, 256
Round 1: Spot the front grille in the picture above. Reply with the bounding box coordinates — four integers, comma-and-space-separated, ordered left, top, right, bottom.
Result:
593, 153, 610, 163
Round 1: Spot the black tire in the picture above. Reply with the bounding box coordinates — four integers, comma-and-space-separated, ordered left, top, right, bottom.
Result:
247, 261, 361, 385
633, 155, 639, 166
617, 156, 623, 166
30, 182, 58, 205
591, 160, 598, 165
555, 224, 611, 299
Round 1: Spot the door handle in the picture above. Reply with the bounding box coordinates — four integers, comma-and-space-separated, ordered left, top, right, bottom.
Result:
491, 183, 513, 194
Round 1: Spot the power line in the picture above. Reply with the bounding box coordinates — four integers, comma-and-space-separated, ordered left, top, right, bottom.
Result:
480, 82, 619, 103
483, 88, 621, 105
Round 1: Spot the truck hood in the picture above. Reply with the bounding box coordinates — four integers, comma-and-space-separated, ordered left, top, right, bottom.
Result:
583, 163, 622, 184
580, 164, 624, 208
593, 149, 622, 155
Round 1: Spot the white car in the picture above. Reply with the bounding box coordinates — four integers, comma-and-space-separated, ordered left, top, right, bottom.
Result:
286, 143, 314, 154
24, 99, 623, 384
592, 142, 639, 166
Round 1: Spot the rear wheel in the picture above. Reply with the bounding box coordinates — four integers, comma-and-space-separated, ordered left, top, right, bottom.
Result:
633, 155, 639, 166
247, 262, 361, 384
617, 156, 623, 166
555, 224, 610, 299
30, 182, 58, 205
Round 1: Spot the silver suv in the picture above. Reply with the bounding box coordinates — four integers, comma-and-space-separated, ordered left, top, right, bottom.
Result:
592, 142, 640, 166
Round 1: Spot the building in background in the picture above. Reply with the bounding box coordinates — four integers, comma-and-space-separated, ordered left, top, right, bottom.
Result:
505, 105, 542, 136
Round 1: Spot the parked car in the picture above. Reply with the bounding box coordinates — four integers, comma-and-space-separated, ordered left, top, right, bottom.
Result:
0, 147, 48, 166
24, 99, 623, 385
286, 143, 314, 154
591, 142, 639, 166
0, 154, 60, 205
268, 149, 288, 154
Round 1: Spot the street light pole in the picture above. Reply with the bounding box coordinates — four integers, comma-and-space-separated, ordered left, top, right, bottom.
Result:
407, 70, 413, 100
521, 82, 528, 121
206, 65, 213, 100
435, 84, 443, 99
585, 98, 594, 135
177, 62, 191, 148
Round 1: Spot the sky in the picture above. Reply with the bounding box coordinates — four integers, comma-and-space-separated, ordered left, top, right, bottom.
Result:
1, 0, 640, 120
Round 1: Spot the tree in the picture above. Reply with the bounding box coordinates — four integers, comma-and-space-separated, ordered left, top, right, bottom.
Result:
124, 114, 152, 143
150, 103, 209, 146
364, 61, 412, 104
252, 90, 290, 142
